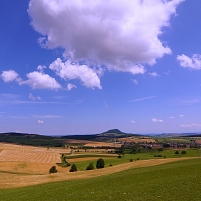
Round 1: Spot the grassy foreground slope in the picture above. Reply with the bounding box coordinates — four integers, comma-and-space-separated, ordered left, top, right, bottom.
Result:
0, 158, 200, 201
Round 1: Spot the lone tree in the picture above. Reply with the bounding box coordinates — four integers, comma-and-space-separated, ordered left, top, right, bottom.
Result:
175, 150, 180, 155
86, 162, 94, 170
69, 164, 78, 172
96, 158, 105, 169
49, 166, 57, 174
181, 150, 186, 155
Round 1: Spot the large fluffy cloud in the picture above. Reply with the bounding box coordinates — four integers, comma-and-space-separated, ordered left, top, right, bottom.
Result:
28, 0, 183, 75
49, 58, 102, 89
22, 71, 62, 90
177, 54, 201, 70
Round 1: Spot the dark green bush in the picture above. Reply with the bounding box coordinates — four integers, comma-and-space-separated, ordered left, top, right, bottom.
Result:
175, 150, 180, 155
49, 166, 57, 174
86, 162, 94, 170
181, 150, 186, 155
69, 164, 78, 172
96, 158, 105, 169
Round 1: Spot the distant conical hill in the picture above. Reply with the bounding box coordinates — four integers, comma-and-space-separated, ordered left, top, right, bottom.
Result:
101, 129, 125, 135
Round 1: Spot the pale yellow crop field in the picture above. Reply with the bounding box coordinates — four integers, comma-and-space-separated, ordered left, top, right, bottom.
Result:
0, 143, 71, 163
118, 137, 155, 143
84, 142, 121, 147
0, 143, 71, 175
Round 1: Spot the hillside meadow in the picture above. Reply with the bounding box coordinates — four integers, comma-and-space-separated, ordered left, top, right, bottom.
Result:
0, 140, 200, 200
0, 158, 200, 201
66, 148, 199, 170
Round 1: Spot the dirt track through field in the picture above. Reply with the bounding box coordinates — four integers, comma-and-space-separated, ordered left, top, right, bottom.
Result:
0, 157, 195, 189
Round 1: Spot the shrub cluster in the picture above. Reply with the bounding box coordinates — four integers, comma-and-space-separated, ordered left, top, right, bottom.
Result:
154, 154, 162, 157
96, 158, 105, 169
86, 162, 94, 170
69, 164, 78, 172
49, 166, 57, 174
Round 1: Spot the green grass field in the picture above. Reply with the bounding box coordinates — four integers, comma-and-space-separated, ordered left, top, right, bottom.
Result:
67, 149, 199, 170
0, 158, 200, 201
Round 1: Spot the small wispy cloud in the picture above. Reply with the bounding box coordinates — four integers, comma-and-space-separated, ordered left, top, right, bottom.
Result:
179, 114, 184, 118
170, 116, 175, 119
37, 65, 46, 72
149, 72, 160, 77
104, 101, 108, 109
11, 116, 29, 119
53, 96, 66, 100
164, 70, 170, 76
131, 96, 156, 102
38, 120, 44, 124
29, 93, 41, 101
132, 79, 138, 85
151, 118, 163, 123
180, 123, 201, 128
181, 99, 199, 105
0, 93, 64, 106
67, 83, 77, 91
33, 115, 61, 119
0, 113, 4, 117
131, 120, 136, 124
171, 98, 200, 106
72, 99, 85, 106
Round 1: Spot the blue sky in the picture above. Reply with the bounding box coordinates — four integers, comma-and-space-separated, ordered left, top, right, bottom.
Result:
0, 0, 201, 135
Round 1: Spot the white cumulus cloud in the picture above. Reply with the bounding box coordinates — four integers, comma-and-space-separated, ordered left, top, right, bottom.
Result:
49, 58, 102, 89
22, 71, 62, 90
177, 54, 201, 70
28, 0, 183, 76
1, 70, 19, 82
1, 69, 62, 90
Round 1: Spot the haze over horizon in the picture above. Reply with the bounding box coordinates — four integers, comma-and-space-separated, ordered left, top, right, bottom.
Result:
0, 0, 201, 135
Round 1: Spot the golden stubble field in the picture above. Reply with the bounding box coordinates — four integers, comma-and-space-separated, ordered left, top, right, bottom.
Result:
0, 143, 71, 175
118, 137, 155, 143
0, 142, 194, 189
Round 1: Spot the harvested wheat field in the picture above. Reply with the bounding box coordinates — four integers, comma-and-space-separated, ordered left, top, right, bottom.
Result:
0, 143, 70, 163
0, 143, 71, 175
65, 139, 95, 144
118, 137, 155, 143
84, 142, 121, 147
0, 156, 194, 189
